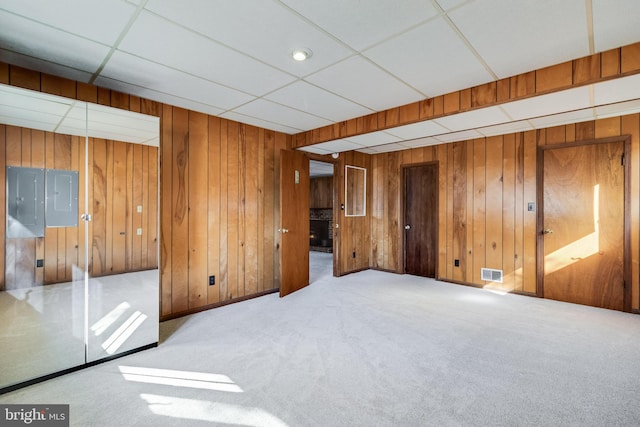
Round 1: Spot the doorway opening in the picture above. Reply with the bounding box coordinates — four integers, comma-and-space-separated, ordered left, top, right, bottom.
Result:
309, 160, 336, 283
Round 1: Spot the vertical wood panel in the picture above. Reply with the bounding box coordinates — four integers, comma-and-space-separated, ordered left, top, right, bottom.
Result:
485, 136, 503, 272
244, 125, 259, 295
436, 144, 447, 278
208, 117, 221, 305
131, 144, 143, 270
502, 134, 516, 291
473, 139, 486, 283
188, 111, 208, 308
171, 107, 189, 313
451, 142, 465, 282
227, 121, 239, 299
160, 106, 173, 316
112, 141, 127, 273
514, 134, 525, 291
91, 138, 107, 276
218, 120, 229, 301
262, 130, 275, 290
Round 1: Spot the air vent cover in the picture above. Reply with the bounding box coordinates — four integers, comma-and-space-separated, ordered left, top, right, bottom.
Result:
481, 268, 503, 283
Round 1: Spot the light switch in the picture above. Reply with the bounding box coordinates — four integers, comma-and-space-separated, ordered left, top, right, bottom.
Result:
136, 228, 142, 236
137, 205, 143, 213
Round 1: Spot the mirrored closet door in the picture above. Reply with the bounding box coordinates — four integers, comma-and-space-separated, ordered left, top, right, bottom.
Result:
0, 84, 159, 391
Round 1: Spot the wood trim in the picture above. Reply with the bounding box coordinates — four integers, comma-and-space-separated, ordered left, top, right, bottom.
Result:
536, 135, 632, 311
160, 288, 278, 322
293, 42, 640, 149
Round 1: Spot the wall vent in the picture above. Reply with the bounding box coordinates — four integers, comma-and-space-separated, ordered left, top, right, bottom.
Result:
481, 268, 503, 283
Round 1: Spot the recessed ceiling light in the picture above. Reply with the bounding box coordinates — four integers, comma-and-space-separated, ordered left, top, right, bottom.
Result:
291, 48, 312, 61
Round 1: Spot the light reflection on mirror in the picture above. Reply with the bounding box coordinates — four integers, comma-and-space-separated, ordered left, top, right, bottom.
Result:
345, 165, 366, 217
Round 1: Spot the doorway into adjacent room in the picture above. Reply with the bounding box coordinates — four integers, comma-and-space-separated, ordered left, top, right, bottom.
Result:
309, 160, 336, 283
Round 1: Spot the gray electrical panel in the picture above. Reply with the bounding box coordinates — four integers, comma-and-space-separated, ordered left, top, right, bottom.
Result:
46, 169, 79, 227
7, 166, 45, 238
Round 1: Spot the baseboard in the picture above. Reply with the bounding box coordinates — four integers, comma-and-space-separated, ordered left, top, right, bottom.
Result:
0, 342, 157, 395
633, 308, 640, 315
160, 288, 279, 322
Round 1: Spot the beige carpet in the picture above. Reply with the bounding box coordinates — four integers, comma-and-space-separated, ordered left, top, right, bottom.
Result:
1, 254, 640, 426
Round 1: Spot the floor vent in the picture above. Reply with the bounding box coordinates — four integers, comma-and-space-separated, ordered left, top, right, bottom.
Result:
481, 268, 503, 283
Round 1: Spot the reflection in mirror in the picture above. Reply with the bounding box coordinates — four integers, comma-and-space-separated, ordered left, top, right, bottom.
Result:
345, 165, 366, 217
0, 83, 159, 391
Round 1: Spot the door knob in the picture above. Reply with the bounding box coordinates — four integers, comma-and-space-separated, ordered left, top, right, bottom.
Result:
542, 228, 553, 235
404, 224, 411, 230
278, 228, 289, 233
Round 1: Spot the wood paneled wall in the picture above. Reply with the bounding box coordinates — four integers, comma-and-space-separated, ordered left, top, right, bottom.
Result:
160, 107, 287, 316
310, 177, 333, 208
369, 115, 640, 310
0, 63, 289, 319
0, 125, 158, 290
293, 42, 640, 148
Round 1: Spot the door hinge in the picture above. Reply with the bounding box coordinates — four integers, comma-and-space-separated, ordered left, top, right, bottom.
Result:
621, 153, 625, 166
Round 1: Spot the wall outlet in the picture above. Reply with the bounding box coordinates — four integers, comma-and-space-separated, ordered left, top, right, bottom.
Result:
137, 205, 143, 213
454, 259, 460, 267
36, 259, 44, 268
352, 251, 356, 258
136, 228, 142, 236
209, 275, 215, 286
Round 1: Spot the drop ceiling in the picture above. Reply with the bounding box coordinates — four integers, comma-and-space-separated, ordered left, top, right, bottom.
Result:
1, 0, 640, 153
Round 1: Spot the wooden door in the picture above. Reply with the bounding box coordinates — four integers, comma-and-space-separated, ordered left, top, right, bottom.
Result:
279, 149, 310, 297
403, 163, 438, 278
541, 140, 628, 311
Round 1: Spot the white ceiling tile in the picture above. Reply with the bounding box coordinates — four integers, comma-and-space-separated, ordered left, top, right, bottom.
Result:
500, 86, 592, 121
592, 0, 640, 53
0, 114, 57, 133
477, 120, 533, 137
0, 11, 110, 75
364, 17, 494, 97
145, 0, 352, 77
99, 52, 254, 111
593, 74, 640, 106
310, 139, 365, 153
345, 131, 401, 147
119, 11, 295, 96
298, 145, 333, 155
400, 136, 441, 148
356, 147, 379, 155
265, 81, 373, 122
0, 49, 95, 83
449, 0, 589, 78
0, 0, 136, 45
306, 56, 424, 111
279, 0, 439, 50
434, 106, 510, 131
232, 99, 333, 131
528, 108, 595, 129
384, 120, 448, 139
595, 100, 640, 120
435, 0, 472, 11
367, 142, 411, 153
220, 111, 301, 135
435, 129, 482, 142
